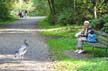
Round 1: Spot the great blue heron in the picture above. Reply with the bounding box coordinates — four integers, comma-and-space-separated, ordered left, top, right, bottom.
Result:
15, 40, 29, 59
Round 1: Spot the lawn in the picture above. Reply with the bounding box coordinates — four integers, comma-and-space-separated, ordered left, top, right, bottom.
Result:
0, 18, 16, 29
0, 18, 16, 25
39, 19, 108, 71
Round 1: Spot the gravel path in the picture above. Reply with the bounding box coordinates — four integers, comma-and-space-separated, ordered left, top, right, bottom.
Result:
0, 17, 55, 71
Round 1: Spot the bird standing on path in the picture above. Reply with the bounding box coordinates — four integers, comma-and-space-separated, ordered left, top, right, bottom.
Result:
15, 40, 29, 59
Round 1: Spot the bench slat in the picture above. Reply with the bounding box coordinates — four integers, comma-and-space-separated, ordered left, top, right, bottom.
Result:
97, 35, 108, 46
95, 31, 108, 38
87, 43, 108, 48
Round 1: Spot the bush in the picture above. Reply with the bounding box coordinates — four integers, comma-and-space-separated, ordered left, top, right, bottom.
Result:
90, 14, 108, 33
101, 23, 108, 33
47, 15, 57, 25
90, 18, 104, 30
0, 0, 14, 19
57, 8, 75, 25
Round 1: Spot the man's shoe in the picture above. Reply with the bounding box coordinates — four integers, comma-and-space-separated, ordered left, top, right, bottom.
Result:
74, 49, 79, 53
77, 50, 84, 54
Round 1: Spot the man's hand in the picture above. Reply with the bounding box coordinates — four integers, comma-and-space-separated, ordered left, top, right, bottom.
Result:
78, 34, 84, 37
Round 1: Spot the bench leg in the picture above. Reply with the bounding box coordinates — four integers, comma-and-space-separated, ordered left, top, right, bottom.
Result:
92, 47, 95, 56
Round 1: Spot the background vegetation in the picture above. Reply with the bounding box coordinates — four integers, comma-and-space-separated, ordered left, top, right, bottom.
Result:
0, 0, 15, 19
0, 0, 49, 20
47, 0, 108, 32
1, 0, 108, 28
0, 0, 108, 71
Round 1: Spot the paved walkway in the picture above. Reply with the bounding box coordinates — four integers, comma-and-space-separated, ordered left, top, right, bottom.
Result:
0, 17, 54, 71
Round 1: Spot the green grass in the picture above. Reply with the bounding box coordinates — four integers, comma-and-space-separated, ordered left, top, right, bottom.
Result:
39, 19, 108, 71
39, 19, 82, 37
0, 18, 16, 25
48, 37, 108, 71
0, 18, 16, 29
39, 19, 64, 29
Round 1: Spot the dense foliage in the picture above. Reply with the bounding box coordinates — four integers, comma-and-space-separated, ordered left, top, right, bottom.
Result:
11, 0, 33, 17
0, 0, 15, 19
90, 14, 108, 33
31, 0, 49, 16
48, 0, 108, 25
0, 0, 49, 19
0, 0, 108, 32
13, 0, 49, 16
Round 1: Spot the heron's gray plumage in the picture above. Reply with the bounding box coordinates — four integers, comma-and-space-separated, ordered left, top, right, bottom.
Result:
15, 40, 29, 59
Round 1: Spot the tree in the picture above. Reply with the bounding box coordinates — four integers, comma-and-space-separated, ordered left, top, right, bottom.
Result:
47, 0, 108, 25
0, 0, 15, 19
31, 0, 49, 16
13, 0, 33, 13
89, 0, 97, 19
48, 0, 56, 15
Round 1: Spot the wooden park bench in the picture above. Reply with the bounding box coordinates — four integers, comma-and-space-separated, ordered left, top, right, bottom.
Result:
86, 31, 108, 56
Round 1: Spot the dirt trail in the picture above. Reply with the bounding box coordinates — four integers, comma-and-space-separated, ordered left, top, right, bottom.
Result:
0, 17, 55, 71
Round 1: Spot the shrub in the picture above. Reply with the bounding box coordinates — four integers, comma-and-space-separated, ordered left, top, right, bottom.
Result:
0, 0, 14, 19
101, 23, 108, 33
47, 15, 57, 25
90, 18, 104, 30
90, 14, 108, 33
57, 8, 80, 25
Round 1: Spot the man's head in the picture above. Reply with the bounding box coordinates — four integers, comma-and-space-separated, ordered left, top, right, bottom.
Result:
84, 21, 90, 28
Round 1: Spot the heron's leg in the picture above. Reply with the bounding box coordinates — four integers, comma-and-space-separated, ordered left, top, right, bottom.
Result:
15, 53, 19, 59
18, 54, 21, 59
21, 55, 24, 60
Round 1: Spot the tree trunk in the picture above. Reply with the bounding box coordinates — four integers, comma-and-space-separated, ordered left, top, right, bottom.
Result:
48, 0, 56, 15
48, 0, 53, 14
94, 5, 97, 19
93, 0, 97, 19
50, 0, 56, 15
47, 0, 56, 24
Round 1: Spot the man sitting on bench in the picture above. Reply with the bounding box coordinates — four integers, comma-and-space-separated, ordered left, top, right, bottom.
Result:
75, 21, 92, 54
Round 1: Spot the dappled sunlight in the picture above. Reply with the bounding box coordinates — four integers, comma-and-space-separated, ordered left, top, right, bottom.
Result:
53, 57, 108, 71
39, 25, 82, 37
0, 61, 54, 71
40, 26, 82, 31
0, 28, 55, 33
0, 54, 54, 71
53, 60, 92, 71
0, 54, 15, 59
0, 26, 80, 33
18, 16, 46, 20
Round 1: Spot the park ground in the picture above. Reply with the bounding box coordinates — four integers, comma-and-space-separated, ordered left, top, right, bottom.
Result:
39, 19, 108, 71
0, 17, 55, 71
0, 17, 108, 71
